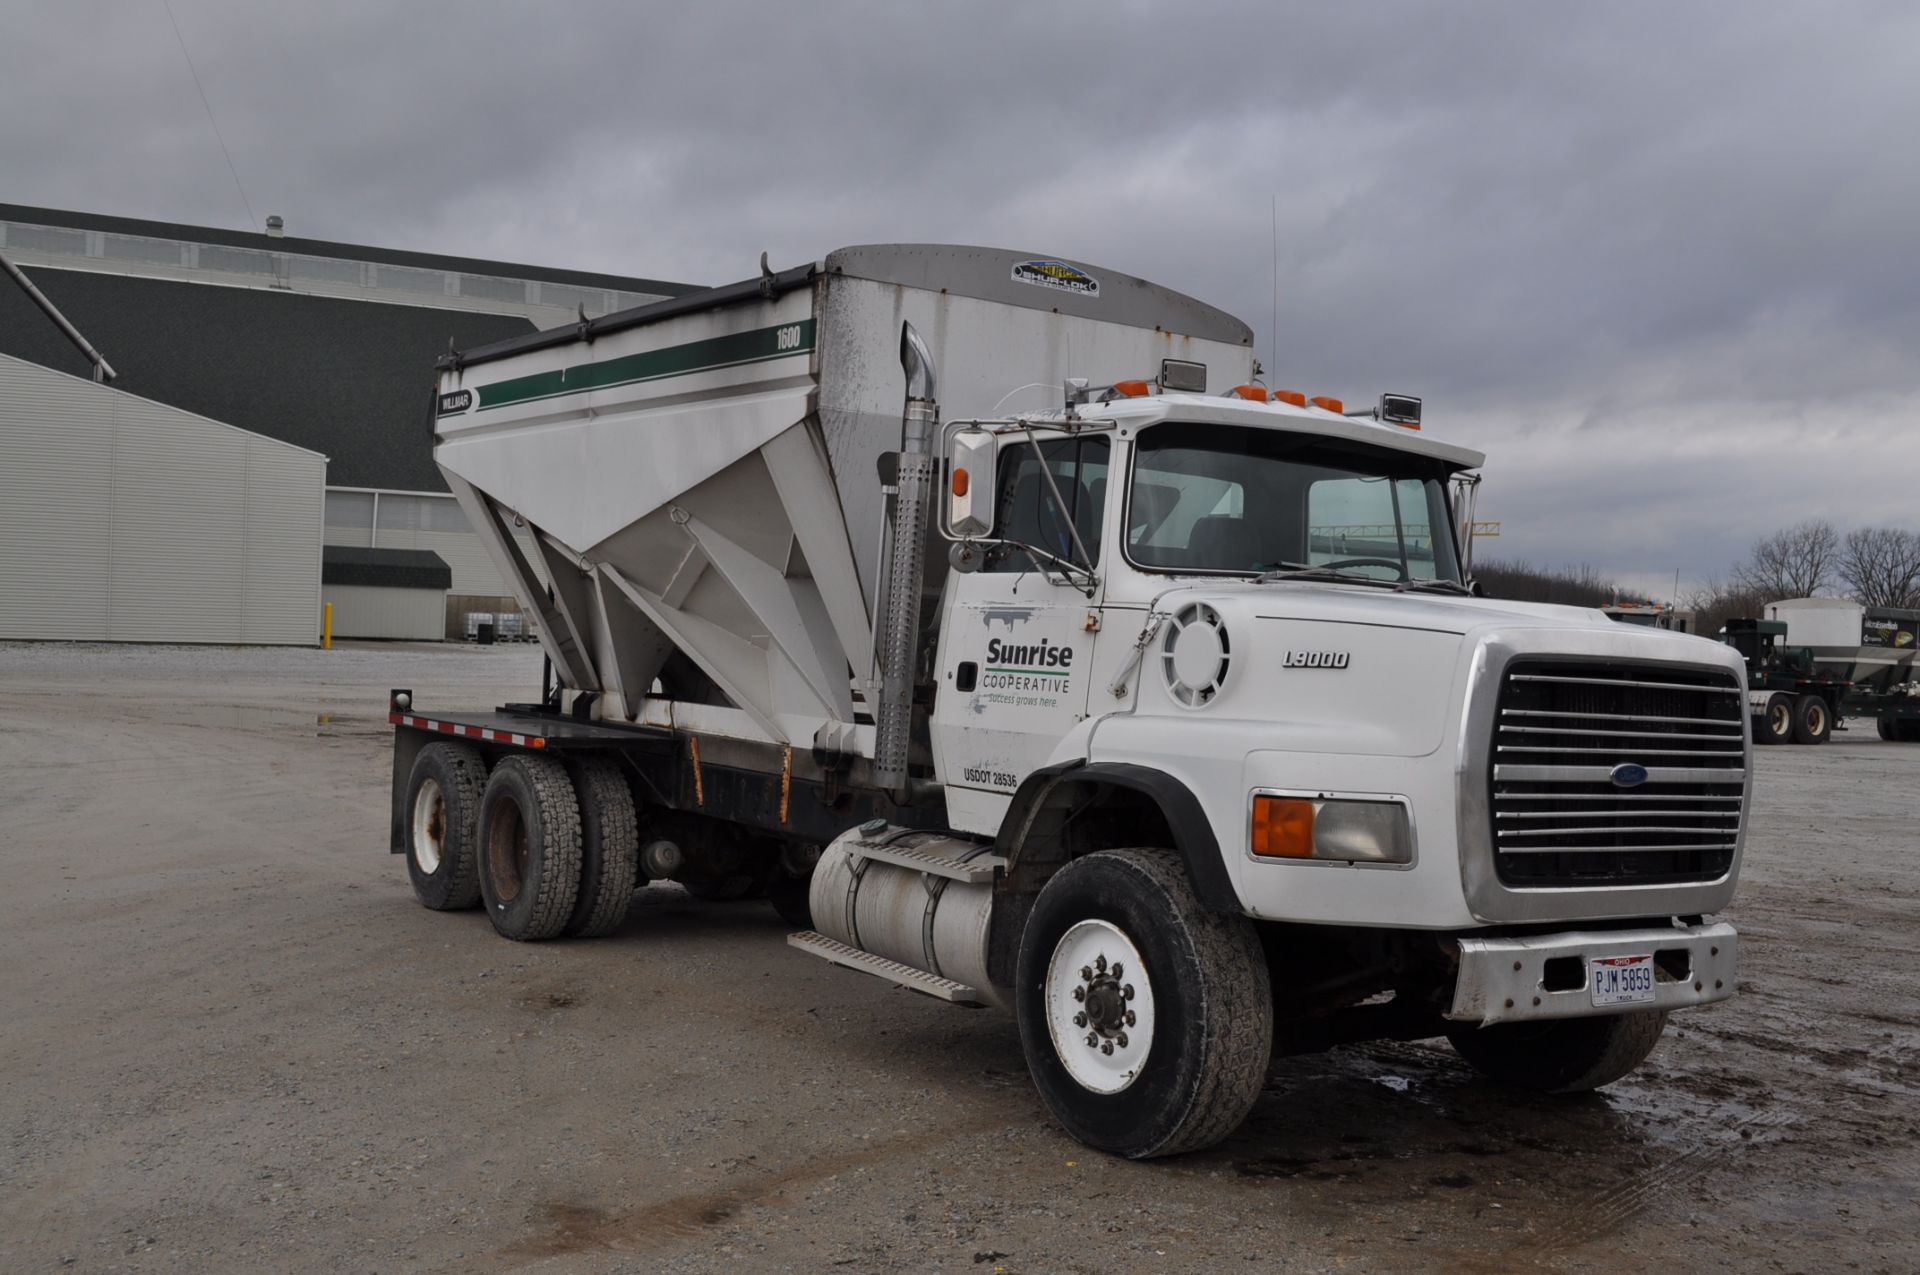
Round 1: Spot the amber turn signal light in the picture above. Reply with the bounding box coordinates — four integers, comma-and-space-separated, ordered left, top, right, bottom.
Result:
1250, 796, 1316, 858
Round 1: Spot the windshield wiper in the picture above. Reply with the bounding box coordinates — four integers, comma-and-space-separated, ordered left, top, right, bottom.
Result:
1253, 564, 1399, 589
1395, 578, 1474, 595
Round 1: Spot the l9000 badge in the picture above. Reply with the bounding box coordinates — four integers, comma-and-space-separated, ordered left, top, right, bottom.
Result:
1283, 651, 1350, 669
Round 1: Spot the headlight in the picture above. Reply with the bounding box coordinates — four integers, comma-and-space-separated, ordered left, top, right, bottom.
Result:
1249, 794, 1412, 865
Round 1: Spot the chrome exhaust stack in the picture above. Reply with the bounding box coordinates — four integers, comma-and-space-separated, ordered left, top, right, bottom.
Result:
873, 322, 939, 800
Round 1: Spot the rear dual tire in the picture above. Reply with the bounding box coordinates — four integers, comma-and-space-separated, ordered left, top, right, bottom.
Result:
1791, 694, 1831, 745
564, 756, 639, 938
1754, 693, 1794, 745
404, 742, 488, 911
478, 755, 583, 942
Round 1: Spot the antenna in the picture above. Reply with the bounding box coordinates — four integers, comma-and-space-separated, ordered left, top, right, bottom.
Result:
1270, 194, 1279, 383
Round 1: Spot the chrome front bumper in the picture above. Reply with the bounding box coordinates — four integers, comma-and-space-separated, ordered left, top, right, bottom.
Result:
1447, 922, 1737, 1026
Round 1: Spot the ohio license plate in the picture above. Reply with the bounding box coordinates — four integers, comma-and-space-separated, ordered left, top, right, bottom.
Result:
1590, 953, 1656, 1006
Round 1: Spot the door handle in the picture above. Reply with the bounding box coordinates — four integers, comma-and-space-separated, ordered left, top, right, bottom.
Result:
955, 661, 978, 692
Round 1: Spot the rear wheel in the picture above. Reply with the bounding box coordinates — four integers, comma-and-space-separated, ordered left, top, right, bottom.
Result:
1754, 693, 1793, 745
564, 756, 639, 938
1446, 1011, 1668, 1093
1791, 694, 1831, 745
477, 755, 582, 941
1878, 716, 1898, 742
1015, 849, 1272, 1159
404, 742, 487, 910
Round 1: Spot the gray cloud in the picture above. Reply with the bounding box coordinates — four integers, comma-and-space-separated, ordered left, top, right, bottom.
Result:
4, 1, 1916, 596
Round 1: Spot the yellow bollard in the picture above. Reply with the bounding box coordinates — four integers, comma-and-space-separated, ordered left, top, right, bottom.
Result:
322, 601, 333, 650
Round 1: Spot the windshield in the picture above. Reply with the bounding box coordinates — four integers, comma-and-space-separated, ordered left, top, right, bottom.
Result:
1126, 423, 1465, 584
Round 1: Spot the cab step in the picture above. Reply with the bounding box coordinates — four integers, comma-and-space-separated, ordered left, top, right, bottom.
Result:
847, 840, 1006, 884
786, 930, 988, 1006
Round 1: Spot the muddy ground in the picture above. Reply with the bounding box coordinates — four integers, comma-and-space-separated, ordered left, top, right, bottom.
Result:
0, 641, 1914, 1274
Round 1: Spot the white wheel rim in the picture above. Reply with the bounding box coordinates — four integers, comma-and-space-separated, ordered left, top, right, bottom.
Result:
1044, 919, 1155, 1094
411, 776, 445, 874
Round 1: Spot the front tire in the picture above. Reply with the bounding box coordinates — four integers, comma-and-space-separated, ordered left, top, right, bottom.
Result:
1446, 1011, 1668, 1093
1791, 694, 1831, 745
477, 755, 582, 942
1754, 693, 1794, 745
1014, 849, 1272, 1159
404, 742, 487, 911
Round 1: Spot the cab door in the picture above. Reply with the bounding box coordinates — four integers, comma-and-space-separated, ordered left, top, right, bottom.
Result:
930, 434, 1111, 833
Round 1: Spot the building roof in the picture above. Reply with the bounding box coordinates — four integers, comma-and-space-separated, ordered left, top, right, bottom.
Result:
0, 202, 700, 299
0, 266, 537, 490
322, 545, 452, 590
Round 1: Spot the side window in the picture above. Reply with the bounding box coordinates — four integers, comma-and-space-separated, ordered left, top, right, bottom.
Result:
986, 437, 1109, 572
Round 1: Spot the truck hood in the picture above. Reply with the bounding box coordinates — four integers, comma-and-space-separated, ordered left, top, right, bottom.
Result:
1147, 579, 1682, 643
1120, 579, 1736, 759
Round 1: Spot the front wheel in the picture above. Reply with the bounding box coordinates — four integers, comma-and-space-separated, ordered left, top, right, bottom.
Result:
1446, 1011, 1668, 1093
1015, 849, 1272, 1159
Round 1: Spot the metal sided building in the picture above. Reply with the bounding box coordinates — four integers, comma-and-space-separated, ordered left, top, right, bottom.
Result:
0, 203, 697, 642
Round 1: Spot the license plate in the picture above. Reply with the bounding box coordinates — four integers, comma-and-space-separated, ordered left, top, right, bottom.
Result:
1590, 953, 1656, 1006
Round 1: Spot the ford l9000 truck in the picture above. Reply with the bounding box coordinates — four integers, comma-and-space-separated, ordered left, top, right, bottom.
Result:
387, 245, 1746, 1157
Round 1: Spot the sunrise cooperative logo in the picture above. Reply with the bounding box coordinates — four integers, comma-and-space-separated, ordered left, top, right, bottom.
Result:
983, 636, 1075, 691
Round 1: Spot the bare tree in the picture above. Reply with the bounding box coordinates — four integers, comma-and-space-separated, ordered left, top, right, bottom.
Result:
1839, 526, 1920, 610
1734, 519, 1839, 600
1685, 576, 1773, 637
1476, 559, 1649, 608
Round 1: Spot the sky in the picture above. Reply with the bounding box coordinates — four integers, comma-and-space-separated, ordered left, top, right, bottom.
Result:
4, 1, 1916, 602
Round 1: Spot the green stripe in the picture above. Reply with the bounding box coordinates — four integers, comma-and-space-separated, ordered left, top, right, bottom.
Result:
473, 320, 815, 412
985, 667, 1069, 677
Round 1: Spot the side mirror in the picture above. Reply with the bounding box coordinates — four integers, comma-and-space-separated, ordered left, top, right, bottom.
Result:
946, 427, 995, 538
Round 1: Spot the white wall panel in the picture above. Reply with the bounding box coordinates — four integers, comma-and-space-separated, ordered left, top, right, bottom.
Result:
322, 584, 445, 641
0, 354, 325, 644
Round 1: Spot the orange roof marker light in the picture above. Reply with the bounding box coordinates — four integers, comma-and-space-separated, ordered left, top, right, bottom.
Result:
1310, 395, 1344, 414
1112, 379, 1152, 398
1272, 390, 1308, 408
1230, 384, 1270, 402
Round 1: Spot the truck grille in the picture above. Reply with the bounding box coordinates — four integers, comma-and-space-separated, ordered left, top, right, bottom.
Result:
1490, 661, 1745, 887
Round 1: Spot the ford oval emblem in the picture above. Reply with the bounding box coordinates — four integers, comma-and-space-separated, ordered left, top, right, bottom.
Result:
1609, 762, 1649, 789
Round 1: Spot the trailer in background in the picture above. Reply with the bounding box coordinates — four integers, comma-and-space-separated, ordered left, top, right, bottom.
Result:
1720, 615, 1920, 744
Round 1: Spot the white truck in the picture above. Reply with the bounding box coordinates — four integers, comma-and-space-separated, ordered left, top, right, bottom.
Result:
390, 245, 1747, 1158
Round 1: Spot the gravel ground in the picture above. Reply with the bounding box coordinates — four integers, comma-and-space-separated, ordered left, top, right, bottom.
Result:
1, 640, 1915, 1274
